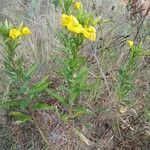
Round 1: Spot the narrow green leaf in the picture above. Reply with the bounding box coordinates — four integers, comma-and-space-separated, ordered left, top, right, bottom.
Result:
73, 107, 93, 118
0, 100, 22, 108
52, 0, 60, 8
46, 89, 68, 107
10, 111, 32, 124
34, 102, 55, 110
20, 99, 30, 109
24, 65, 37, 80
29, 77, 49, 95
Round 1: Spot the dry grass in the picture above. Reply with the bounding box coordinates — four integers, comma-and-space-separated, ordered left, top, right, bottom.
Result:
0, 0, 150, 149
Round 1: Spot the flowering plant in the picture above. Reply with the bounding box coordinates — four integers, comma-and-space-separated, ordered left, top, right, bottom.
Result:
0, 21, 48, 123
46, 1, 100, 146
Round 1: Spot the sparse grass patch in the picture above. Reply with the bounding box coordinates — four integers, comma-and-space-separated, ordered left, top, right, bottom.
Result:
0, 0, 150, 150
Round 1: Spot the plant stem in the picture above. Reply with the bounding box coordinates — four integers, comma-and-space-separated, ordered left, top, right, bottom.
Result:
29, 104, 51, 148
68, 106, 73, 150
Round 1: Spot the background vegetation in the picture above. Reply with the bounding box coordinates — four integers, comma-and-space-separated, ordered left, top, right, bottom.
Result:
0, 0, 150, 149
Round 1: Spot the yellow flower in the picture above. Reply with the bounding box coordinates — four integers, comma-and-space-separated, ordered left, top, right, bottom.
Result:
61, 14, 79, 27
61, 14, 71, 27
74, 2, 81, 10
21, 27, 32, 36
82, 26, 96, 41
9, 28, 21, 40
67, 21, 83, 33
127, 40, 134, 48
61, 14, 83, 33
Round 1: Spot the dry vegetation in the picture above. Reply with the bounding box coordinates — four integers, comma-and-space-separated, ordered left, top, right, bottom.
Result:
0, 0, 150, 150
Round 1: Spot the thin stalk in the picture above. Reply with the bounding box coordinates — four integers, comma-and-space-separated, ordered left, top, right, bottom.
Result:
67, 40, 80, 150
29, 104, 50, 148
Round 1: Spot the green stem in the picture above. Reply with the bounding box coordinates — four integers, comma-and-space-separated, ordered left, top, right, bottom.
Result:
67, 39, 80, 149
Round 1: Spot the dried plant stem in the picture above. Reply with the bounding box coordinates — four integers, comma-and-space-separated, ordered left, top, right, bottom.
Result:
68, 107, 73, 150
94, 55, 113, 102
29, 105, 50, 148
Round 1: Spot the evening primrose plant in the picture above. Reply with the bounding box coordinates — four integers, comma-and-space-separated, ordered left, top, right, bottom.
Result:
0, 21, 48, 124
46, 1, 99, 146
117, 40, 143, 104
